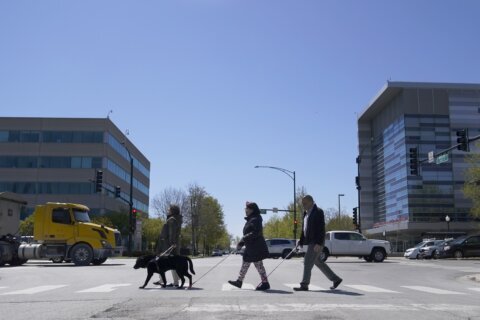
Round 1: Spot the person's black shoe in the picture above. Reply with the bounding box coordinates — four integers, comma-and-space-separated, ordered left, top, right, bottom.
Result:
228, 280, 243, 288
293, 284, 309, 291
330, 279, 342, 290
153, 281, 163, 285
256, 282, 270, 291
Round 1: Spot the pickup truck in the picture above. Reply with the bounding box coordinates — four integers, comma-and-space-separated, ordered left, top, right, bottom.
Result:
318, 231, 391, 263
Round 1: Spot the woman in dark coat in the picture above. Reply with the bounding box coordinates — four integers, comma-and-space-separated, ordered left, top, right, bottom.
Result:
229, 202, 270, 290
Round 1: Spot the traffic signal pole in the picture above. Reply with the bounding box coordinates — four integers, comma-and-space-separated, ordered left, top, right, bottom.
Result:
128, 155, 134, 256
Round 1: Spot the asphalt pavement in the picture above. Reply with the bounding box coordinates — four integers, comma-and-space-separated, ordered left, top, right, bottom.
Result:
1, 255, 480, 320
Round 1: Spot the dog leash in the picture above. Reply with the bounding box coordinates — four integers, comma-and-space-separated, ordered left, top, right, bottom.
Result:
192, 250, 237, 286
255, 243, 300, 288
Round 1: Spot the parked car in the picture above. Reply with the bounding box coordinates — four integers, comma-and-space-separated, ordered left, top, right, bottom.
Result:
321, 231, 391, 263
418, 240, 446, 259
404, 240, 437, 259
443, 235, 480, 259
211, 249, 223, 257
265, 238, 297, 259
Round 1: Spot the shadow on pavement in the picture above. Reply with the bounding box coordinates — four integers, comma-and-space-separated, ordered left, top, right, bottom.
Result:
318, 289, 363, 296
141, 287, 204, 291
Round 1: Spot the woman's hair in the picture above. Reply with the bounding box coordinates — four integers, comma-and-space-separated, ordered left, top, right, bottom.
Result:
169, 204, 180, 216
246, 202, 261, 215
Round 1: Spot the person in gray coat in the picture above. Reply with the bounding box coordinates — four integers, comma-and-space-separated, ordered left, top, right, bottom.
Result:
154, 204, 183, 287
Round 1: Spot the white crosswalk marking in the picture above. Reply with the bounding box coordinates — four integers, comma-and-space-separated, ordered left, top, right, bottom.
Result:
222, 283, 255, 291
345, 285, 400, 293
284, 283, 327, 291
0, 287, 8, 290
77, 284, 131, 293
469, 288, 480, 293
2, 285, 67, 295
402, 286, 465, 295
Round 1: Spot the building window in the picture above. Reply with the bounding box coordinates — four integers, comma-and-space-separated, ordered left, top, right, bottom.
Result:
0, 131, 40, 142
42, 131, 104, 143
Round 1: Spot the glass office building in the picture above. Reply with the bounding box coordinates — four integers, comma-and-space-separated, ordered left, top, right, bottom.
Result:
358, 82, 480, 250
0, 117, 150, 218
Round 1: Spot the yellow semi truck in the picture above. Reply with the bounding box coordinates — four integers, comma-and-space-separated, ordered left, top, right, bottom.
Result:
1, 199, 122, 266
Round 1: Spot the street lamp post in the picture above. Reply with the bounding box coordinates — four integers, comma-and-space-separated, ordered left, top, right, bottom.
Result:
255, 166, 297, 241
445, 215, 451, 235
122, 142, 134, 256
338, 194, 345, 218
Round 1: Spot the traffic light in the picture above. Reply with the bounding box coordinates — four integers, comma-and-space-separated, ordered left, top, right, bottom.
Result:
355, 176, 360, 190
114, 186, 121, 198
456, 129, 470, 152
409, 148, 418, 175
95, 170, 103, 193
352, 207, 358, 226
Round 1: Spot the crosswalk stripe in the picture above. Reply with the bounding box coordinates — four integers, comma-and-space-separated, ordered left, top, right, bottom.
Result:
284, 283, 327, 291
402, 286, 465, 295
1, 285, 67, 295
469, 288, 480, 293
77, 284, 131, 293
0, 287, 8, 290
345, 285, 400, 293
222, 283, 255, 291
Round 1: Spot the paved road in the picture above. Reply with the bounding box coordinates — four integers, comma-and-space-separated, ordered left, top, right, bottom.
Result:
1, 255, 480, 320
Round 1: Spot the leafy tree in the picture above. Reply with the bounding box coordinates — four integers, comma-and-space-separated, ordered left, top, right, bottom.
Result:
18, 214, 35, 236
326, 215, 356, 231
464, 141, 480, 218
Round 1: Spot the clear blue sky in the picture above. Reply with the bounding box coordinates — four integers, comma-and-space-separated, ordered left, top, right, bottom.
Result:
1, 1, 480, 237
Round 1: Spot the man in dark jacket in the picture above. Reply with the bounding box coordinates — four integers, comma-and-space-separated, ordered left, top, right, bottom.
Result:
294, 195, 342, 291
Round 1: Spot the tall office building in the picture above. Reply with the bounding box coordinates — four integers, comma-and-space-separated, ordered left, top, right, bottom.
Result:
357, 82, 480, 250
0, 117, 150, 218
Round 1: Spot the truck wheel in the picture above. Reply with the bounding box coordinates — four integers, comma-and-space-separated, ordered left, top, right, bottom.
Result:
92, 258, 107, 265
51, 257, 64, 263
320, 249, 329, 262
371, 248, 386, 263
282, 249, 293, 259
71, 244, 93, 266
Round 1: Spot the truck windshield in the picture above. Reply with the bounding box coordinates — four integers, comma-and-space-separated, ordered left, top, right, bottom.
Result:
73, 210, 91, 223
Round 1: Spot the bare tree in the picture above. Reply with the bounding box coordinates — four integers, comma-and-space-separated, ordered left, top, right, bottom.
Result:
151, 187, 189, 219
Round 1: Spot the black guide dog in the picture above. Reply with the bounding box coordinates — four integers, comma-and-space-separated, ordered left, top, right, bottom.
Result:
133, 254, 195, 289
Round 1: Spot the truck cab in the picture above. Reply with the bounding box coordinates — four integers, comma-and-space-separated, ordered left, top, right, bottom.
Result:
21, 202, 122, 266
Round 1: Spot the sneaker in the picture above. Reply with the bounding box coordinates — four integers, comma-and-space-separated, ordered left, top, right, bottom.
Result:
256, 282, 270, 291
293, 284, 309, 291
153, 281, 163, 286
330, 279, 342, 290
228, 280, 243, 288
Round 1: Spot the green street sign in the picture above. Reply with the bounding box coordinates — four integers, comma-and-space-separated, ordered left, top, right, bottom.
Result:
436, 153, 449, 164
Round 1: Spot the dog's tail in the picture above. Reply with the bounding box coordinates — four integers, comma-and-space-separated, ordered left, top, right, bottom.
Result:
187, 257, 195, 275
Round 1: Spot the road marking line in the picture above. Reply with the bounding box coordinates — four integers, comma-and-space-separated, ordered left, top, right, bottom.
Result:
0, 287, 8, 290
1, 285, 67, 295
469, 288, 480, 293
77, 283, 131, 293
222, 283, 255, 291
402, 286, 465, 295
345, 285, 400, 293
284, 284, 327, 291
183, 303, 480, 313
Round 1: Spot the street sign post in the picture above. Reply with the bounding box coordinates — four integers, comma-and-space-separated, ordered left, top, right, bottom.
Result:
428, 151, 434, 163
